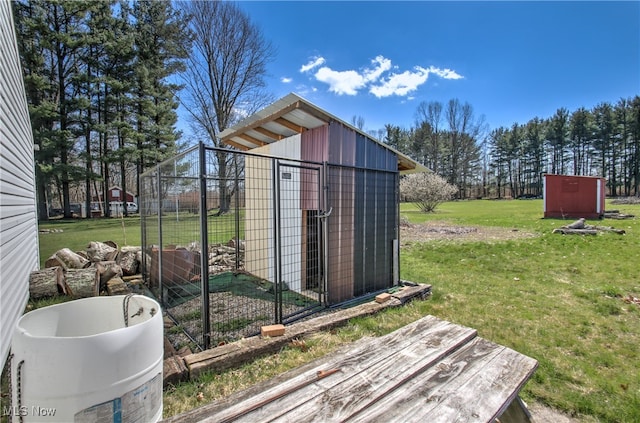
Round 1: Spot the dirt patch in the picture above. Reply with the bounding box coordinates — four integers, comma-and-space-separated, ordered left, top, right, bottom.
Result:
400, 220, 537, 244
528, 402, 585, 423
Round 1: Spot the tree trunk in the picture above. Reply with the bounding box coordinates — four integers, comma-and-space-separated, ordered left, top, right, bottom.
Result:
29, 267, 65, 298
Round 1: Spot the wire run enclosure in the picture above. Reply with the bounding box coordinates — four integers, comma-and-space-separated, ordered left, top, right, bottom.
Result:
141, 139, 400, 350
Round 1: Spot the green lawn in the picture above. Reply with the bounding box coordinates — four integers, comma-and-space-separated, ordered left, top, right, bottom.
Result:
34, 200, 640, 421
397, 199, 640, 422
38, 216, 142, 267
37, 211, 244, 267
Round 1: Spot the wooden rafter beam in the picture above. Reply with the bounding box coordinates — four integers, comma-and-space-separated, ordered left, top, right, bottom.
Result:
275, 117, 306, 133
238, 133, 267, 147
220, 101, 307, 142
225, 139, 250, 150
252, 126, 284, 141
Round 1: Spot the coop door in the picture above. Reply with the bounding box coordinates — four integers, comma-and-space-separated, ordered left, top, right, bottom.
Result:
275, 162, 323, 321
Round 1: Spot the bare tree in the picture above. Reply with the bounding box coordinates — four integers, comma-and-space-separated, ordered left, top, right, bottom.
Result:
351, 115, 365, 130
179, 1, 275, 214
415, 101, 443, 172
445, 99, 484, 198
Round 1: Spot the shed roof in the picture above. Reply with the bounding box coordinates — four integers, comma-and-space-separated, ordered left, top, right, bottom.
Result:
219, 93, 426, 173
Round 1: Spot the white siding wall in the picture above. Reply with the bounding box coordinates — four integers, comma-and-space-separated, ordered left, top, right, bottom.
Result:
245, 135, 302, 293
268, 137, 302, 293
0, 1, 39, 368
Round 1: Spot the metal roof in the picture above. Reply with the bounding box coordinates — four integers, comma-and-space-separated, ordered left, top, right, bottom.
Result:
219, 93, 427, 173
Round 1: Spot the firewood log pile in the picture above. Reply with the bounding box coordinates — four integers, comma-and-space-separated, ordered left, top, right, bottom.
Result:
30, 241, 143, 300
603, 209, 635, 219
552, 218, 626, 235
30, 238, 246, 300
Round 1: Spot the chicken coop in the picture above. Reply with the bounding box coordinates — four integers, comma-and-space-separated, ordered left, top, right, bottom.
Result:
140, 93, 424, 350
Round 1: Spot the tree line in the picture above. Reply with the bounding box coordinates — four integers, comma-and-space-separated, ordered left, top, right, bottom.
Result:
13, 0, 639, 221
12, 0, 191, 219
13, 0, 275, 220
379, 96, 640, 199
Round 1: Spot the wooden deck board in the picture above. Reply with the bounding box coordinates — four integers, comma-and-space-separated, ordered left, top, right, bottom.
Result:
247, 321, 476, 422
196, 316, 468, 423
348, 337, 537, 423
163, 315, 537, 423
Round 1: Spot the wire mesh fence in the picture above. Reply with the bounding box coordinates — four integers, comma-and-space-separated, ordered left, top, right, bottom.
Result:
141, 143, 400, 351
141, 145, 324, 350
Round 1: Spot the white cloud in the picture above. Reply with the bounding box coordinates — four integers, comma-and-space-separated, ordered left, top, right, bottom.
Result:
428, 66, 464, 80
314, 67, 366, 96
300, 56, 326, 73
281, 77, 293, 83
370, 67, 430, 98
301, 55, 463, 97
363, 55, 392, 82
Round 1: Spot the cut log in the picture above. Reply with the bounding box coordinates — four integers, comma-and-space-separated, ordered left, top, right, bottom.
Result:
563, 218, 586, 229
117, 249, 139, 276
29, 267, 65, 298
106, 277, 131, 296
45, 248, 91, 270
592, 225, 626, 235
86, 241, 119, 262
64, 268, 99, 298
552, 228, 598, 235
96, 261, 123, 292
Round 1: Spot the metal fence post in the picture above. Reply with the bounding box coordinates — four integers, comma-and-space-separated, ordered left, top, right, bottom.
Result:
272, 158, 282, 323
157, 166, 164, 303
199, 142, 211, 350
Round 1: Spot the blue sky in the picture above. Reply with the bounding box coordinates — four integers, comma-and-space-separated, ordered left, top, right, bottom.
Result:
219, 1, 639, 137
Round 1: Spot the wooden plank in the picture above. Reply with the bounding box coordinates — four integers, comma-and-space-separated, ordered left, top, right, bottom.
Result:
165, 314, 536, 423
184, 301, 387, 378
415, 348, 538, 423
247, 321, 477, 423
347, 337, 537, 423
169, 315, 451, 422
199, 317, 452, 423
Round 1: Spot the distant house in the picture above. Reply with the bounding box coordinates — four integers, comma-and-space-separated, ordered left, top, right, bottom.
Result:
543, 174, 606, 219
93, 186, 136, 203
0, 2, 40, 368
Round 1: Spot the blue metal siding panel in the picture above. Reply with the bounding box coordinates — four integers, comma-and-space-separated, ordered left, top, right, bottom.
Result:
355, 134, 367, 167
353, 169, 365, 296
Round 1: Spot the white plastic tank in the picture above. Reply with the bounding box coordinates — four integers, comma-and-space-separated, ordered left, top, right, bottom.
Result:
11, 295, 163, 422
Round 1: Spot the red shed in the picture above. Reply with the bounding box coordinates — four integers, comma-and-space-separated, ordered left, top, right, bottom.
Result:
93, 186, 136, 203
543, 174, 605, 219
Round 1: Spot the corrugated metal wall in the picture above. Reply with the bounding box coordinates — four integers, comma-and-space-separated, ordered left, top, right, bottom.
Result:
0, 2, 39, 368
303, 122, 399, 305
243, 121, 400, 306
